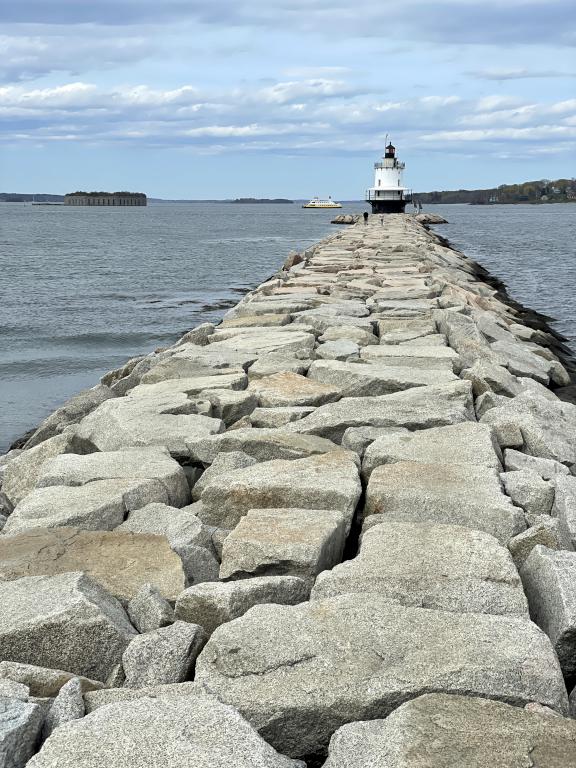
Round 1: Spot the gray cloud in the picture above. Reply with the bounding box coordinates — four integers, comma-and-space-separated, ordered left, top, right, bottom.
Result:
469, 68, 576, 81
2, 0, 574, 47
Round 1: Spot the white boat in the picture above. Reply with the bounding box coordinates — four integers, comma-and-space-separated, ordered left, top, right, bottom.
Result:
302, 196, 342, 209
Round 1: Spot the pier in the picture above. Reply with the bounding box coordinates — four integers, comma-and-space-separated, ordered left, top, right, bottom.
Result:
2, 214, 576, 765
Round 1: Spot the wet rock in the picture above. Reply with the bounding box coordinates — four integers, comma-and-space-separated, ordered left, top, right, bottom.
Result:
288, 381, 475, 442
0, 697, 44, 768
127, 584, 175, 633
28, 695, 301, 768
248, 372, 341, 408
36, 447, 190, 508
0, 572, 136, 683
24, 385, 116, 449
520, 545, 576, 677
0, 663, 103, 698
122, 621, 207, 688
199, 451, 361, 530
41, 678, 84, 740
195, 593, 567, 760
0, 527, 186, 602
220, 508, 347, 584
362, 421, 500, 479
365, 461, 525, 544
322, 694, 576, 768
312, 520, 527, 616
175, 576, 309, 635
501, 470, 554, 516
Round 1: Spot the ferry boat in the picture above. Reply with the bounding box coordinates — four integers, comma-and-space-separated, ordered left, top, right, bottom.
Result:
302, 196, 342, 209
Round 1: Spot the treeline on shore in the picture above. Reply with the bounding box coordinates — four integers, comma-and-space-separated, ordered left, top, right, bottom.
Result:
418, 178, 576, 205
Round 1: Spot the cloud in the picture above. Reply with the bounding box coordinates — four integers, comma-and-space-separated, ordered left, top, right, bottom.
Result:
1, 76, 574, 162
0, 32, 155, 82
469, 68, 576, 80
3, 0, 575, 47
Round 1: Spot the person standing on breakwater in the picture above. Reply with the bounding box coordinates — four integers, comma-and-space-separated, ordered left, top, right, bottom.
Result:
380, 215, 384, 226
363, 211, 369, 224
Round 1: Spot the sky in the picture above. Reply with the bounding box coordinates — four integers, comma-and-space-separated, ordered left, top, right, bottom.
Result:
0, 0, 575, 198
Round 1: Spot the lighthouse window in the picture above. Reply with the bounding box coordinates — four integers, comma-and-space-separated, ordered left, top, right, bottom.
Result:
378, 180, 381, 186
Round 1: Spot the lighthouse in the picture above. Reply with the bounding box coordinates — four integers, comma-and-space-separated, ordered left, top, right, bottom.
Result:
366, 142, 412, 213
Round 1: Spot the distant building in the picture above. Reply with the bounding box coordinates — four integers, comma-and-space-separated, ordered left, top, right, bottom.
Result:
64, 192, 147, 206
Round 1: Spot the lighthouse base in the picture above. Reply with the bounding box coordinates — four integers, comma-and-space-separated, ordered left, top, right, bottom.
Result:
367, 198, 408, 214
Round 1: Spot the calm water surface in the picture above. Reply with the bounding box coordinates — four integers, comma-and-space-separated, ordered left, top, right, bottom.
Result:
1, 201, 574, 451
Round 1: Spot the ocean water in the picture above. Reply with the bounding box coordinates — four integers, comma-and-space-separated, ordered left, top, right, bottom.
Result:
1, 201, 574, 451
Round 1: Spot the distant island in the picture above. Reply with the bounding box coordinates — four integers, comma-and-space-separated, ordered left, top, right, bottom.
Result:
417, 178, 576, 205
229, 198, 294, 204
64, 191, 147, 207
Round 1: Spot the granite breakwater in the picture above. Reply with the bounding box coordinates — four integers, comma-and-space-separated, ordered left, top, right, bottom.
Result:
1, 213, 576, 765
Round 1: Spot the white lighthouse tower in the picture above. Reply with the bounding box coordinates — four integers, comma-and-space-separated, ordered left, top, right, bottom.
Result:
366, 142, 411, 213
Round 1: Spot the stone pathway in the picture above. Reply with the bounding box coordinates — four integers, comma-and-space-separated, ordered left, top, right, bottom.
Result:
2, 212, 576, 766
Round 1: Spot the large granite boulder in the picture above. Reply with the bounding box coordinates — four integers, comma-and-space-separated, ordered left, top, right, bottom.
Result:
551, 475, 576, 551
3, 478, 173, 534
199, 451, 361, 530
481, 392, 576, 464
364, 460, 525, 544
248, 371, 341, 407
175, 576, 309, 635
360, 344, 461, 371
0, 697, 44, 768
35, 447, 190, 507
195, 594, 567, 760
306, 359, 456, 398
322, 693, 576, 767
27, 695, 302, 768
0, 572, 136, 682
287, 381, 475, 442
24, 384, 116, 449
122, 621, 207, 688
220, 508, 347, 583
362, 421, 501, 479
74, 389, 224, 459
1, 434, 80, 506
191, 429, 340, 464
312, 520, 527, 616
520, 545, 576, 677
0, 527, 186, 601
0, 662, 103, 697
